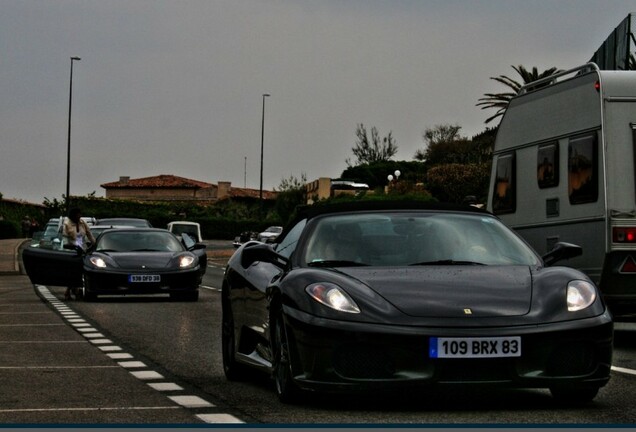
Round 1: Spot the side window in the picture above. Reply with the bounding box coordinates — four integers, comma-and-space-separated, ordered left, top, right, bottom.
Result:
275, 219, 306, 259
568, 133, 598, 204
537, 143, 559, 188
492, 153, 516, 214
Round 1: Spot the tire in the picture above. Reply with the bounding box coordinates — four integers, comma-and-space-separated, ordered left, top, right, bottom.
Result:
271, 306, 302, 403
221, 299, 248, 381
81, 277, 97, 301
550, 386, 600, 405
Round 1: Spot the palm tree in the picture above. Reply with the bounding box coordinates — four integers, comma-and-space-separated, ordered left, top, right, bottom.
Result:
477, 65, 562, 124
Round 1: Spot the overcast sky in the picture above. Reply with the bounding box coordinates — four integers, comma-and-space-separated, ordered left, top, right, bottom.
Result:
1, 0, 634, 204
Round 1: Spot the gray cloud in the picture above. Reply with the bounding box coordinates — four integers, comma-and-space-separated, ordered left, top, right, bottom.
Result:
1, 0, 633, 203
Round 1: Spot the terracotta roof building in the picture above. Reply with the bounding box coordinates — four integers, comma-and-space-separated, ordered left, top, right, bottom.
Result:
101, 175, 277, 204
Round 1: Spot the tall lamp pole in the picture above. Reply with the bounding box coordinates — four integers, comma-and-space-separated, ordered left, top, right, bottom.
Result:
66, 56, 81, 209
259, 93, 270, 205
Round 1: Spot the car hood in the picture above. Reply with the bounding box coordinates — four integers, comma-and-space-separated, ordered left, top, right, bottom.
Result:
338, 266, 533, 318
102, 252, 177, 270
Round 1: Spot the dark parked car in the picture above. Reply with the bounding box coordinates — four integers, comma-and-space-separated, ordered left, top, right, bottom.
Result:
222, 201, 613, 403
257, 225, 283, 243
23, 228, 206, 301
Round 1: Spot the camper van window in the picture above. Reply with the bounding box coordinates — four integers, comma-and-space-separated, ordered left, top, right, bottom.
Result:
492, 152, 516, 214
537, 143, 559, 188
568, 133, 598, 205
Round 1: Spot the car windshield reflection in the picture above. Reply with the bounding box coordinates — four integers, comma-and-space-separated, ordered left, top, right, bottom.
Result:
303, 212, 539, 267
96, 231, 184, 253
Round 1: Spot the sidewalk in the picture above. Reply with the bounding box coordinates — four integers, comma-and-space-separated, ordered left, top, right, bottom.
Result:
0, 238, 27, 275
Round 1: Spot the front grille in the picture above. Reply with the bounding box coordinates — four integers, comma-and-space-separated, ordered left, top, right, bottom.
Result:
435, 358, 513, 382
546, 341, 595, 376
333, 344, 396, 379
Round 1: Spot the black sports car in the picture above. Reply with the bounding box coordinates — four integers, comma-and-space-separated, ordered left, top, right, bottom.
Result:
23, 228, 207, 301
222, 201, 613, 404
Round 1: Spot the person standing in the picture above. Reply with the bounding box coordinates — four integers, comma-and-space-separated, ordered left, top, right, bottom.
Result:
62, 208, 95, 300
21, 216, 31, 238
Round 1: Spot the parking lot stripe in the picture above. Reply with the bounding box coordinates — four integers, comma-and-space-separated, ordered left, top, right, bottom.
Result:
130, 370, 164, 380
196, 413, 244, 424
168, 395, 214, 408
0, 406, 181, 413
612, 365, 636, 376
148, 382, 183, 391
34, 284, 246, 424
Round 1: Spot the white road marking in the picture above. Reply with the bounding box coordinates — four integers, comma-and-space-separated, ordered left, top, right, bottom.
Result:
612, 366, 636, 376
118, 361, 147, 368
130, 370, 164, 380
148, 382, 183, 391
0, 406, 181, 413
168, 395, 214, 408
35, 284, 245, 424
107, 353, 133, 359
89, 339, 113, 345
196, 413, 244, 424
98, 345, 123, 352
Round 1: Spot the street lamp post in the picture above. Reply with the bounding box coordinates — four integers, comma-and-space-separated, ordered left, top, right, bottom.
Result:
66, 56, 81, 209
259, 93, 271, 207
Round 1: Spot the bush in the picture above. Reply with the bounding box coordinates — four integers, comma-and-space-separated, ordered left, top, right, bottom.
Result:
0, 220, 20, 239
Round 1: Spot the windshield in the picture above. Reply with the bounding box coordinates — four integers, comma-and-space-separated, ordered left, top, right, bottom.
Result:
96, 231, 184, 253
302, 211, 539, 267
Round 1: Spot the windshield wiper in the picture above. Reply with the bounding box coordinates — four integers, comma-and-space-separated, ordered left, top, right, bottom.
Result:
307, 260, 369, 267
409, 259, 486, 266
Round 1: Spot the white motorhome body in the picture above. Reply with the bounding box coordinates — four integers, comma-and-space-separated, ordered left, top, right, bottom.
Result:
487, 63, 636, 318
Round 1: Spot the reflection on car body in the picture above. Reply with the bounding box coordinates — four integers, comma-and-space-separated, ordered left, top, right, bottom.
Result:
23, 228, 206, 301
222, 201, 613, 404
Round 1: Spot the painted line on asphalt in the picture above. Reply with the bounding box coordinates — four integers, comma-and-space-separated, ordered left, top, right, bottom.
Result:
0, 406, 181, 413
34, 284, 244, 424
200, 285, 220, 292
612, 366, 636, 376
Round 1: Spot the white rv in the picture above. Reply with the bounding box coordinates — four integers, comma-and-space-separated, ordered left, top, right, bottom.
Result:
487, 63, 636, 319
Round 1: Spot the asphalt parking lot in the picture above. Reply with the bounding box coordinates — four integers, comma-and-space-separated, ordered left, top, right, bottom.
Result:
0, 238, 239, 426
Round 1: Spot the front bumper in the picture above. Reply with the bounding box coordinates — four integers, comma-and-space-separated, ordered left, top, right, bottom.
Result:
83, 267, 200, 295
283, 308, 613, 394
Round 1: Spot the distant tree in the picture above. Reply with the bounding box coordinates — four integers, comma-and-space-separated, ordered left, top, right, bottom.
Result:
427, 163, 491, 204
477, 65, 562, 124
275, 173, 307, 192
415, 124, 482, 166
275, 173, 307, 224
347, 123, 398, 167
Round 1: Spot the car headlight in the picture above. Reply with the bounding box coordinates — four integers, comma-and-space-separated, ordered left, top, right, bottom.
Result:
89, 256, 107, 268
306, 282, 360, 314
567, 280, 597, 312
179, 255, 196, 268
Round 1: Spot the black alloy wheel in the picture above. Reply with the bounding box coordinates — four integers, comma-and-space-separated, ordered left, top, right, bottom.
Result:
221, 296, 247, 381
271, 306, 301, 403
81, 276, 97, 301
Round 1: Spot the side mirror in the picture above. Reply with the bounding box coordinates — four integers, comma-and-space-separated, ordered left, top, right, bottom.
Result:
542, 242, 582, 267
241, 242, 288, 270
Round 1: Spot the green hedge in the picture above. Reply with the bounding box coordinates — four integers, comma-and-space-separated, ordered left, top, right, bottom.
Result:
0, 220, 20, 239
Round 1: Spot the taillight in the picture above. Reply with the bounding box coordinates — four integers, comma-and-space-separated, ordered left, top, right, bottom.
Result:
594, 80, 601, 92
613, 227, 636, 243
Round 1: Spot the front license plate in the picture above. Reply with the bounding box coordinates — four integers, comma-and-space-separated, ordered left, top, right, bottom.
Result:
429, 336, 521, 358
128, 274, 161, 283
